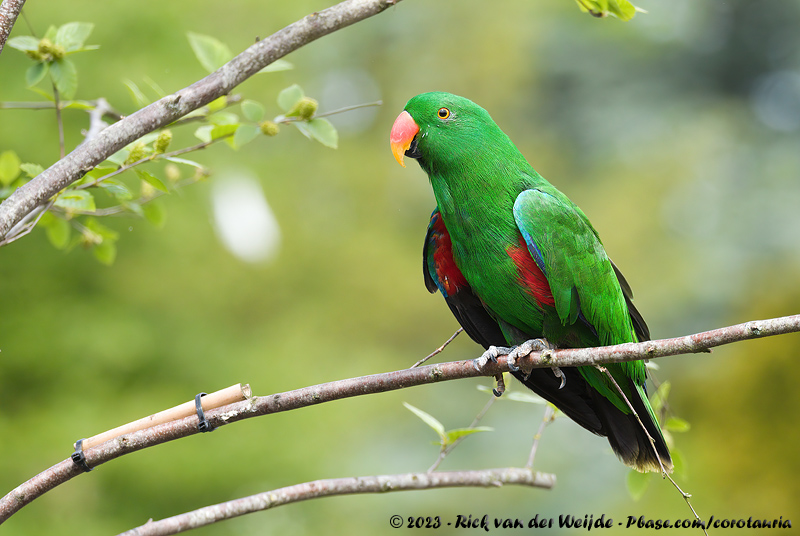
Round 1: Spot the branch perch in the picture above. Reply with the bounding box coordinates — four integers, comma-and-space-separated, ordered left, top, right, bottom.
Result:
118, 468, 554, 536
0, 0, 27, 56
1, 314, 798, 523
0, 0, 403, 238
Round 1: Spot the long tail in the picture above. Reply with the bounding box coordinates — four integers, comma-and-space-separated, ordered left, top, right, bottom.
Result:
511, 368, 672, 473
591, 379, 672, 473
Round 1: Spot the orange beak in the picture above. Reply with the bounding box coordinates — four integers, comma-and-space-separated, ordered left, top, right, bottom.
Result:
390, 110, 420, 167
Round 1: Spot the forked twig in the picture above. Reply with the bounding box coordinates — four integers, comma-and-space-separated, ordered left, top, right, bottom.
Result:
412, 327, 463, 367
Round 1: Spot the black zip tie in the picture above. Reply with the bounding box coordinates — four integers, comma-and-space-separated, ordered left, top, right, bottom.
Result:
71, 438, 93, 473
195, 392, 214, 432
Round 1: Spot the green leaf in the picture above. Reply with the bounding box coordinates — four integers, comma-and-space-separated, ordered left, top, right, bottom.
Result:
93, 240, 117, 265
187, 32, 232, 73
124, 201, 144, 218
66, 44, 100, 55
123, 79, 149, 107
194, 125, 213, 143
277, 84, 304, 113
211, 123, 238, 141
55, 22, 94, 51
26, 63, 50, 87
650, 380, 670, 415
294, 118, 338, 149
85, 217, 119, 240
665, 417, 691, 433
64, 100, 94, 111
27, 86, 55, 101
43, 25, 58, 42
0, 151, 22, 186
106, 149, 129, 166
505, 390, 548, 404
232, 124, 260, 148
143, 76, 165, 97
7, 36, 40, 52
99, 179, 133, 201
20, 163, 44, 178
206, 96, 228, 113
165, 156, 203, 169
143, 199, 167, 228
241, 99, 265, 122
50, 58, 78, 99
670, 448, 687, 479
443, 427, 493, 446
135, 169, 169, 193
39, 212, 71, 250
626, 469, 652, 501
55, 189, 95, 212
85, 165, 119, 181
208, 112, 239, 126
403, 403, 445, 441
133, 132, 160, 146
256, 59, 293, 74
607, 0, 638, 20
575, 0, 640, 20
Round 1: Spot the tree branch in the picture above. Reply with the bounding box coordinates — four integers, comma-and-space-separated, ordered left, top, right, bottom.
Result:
117, 468, 554, 536
1, 314, 798, 523
0, 0, 26, 56
0, 0, 403, 238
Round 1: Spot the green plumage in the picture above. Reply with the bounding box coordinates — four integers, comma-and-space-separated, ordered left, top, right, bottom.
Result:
401, 92, 671, 472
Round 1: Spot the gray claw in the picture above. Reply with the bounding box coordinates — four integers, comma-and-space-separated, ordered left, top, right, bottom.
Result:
551, 366, 566, 389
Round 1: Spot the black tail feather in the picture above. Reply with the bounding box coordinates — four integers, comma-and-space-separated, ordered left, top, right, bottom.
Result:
512, 368, 672, 473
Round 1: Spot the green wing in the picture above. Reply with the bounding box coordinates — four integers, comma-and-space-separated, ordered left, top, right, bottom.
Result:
513, 188, 645, 412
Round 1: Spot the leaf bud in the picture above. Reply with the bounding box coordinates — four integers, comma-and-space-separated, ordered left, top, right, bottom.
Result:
288, 97, 318, 120
154, 130, 173, 154
125, 142, 149, 166
37, 38, 65, 61
259, 120, 280, 137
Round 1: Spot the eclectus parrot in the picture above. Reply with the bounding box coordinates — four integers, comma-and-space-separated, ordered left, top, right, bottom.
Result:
390, 92, 671, 473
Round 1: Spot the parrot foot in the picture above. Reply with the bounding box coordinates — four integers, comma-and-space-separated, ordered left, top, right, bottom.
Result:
473, 345, 512, 372
506, 338, 552, 374
551, 366, 566, 389
492, 374, 506, 397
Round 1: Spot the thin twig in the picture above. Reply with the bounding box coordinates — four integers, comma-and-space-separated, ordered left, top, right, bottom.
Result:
526, 405, 555, 469
51, 84, 65, 160
76, 136, 222, 190
278, 99, 383, 123
117, 468, 555, 536
412, 327, 463, 367
427, 393, 496, 472
596, 366, 708, 536
0, 200, 53, 247
1, 314, 798, 522
81, 98, 113, 144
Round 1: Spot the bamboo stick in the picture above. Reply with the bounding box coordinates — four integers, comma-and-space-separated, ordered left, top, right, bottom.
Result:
75, 383, 251, 450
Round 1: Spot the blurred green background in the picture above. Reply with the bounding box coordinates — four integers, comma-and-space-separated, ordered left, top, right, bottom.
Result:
2, 0, 799, 534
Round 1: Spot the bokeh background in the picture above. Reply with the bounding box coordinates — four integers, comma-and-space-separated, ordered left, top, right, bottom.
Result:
2, 0, 799, 534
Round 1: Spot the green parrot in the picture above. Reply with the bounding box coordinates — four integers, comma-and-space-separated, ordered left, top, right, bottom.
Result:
390, 92, 671, 473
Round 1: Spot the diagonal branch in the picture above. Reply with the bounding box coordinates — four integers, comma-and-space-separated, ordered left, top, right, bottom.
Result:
117, 468, 555, 536
1, 314, 798, 523
0, 0, 26, 56
0, 0, 403, 238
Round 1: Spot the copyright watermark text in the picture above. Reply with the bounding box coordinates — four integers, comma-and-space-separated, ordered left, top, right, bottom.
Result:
389, 513, 792, 531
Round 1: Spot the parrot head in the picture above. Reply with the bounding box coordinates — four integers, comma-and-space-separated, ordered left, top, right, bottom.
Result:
389, 92, 502, 169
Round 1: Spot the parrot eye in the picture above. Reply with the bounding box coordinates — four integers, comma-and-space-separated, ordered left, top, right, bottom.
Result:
437, 107, 451, 119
